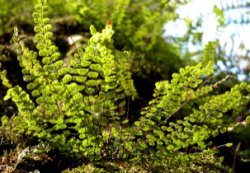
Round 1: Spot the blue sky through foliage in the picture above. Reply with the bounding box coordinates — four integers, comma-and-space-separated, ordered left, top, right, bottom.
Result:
164, 0, 250, 80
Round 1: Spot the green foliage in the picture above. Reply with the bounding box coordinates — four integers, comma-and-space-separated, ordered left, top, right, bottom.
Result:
63, 163, 105, 173
0, 0, 185, 84
121, 61, 249, 171
2, 0, 137, 160
213, 5, 225, 27
1, 0, 250, 172
62, 162, 151, 173
0, 0, 10, 35
67, 0, 177, 49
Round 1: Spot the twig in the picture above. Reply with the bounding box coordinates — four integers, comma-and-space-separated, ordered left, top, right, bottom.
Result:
232, 142, 241, 171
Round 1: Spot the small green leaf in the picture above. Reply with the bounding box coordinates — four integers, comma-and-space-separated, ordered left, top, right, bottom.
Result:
62, 74, 72, 83
77, 69, 89, 75
225, 143, 233, 147
122, 119, 129, 124
87, 71, 99, 78
90, 25, 97, 35
111, 127, 118, 138
246, 116, 250, 125
1, 115, 9, 125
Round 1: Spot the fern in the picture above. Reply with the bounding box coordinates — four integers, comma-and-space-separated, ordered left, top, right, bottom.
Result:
2, 0, 137, 160
1, 0, 250, 172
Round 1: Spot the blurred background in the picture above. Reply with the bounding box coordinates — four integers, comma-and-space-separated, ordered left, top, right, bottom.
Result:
165, 0, 250, 81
